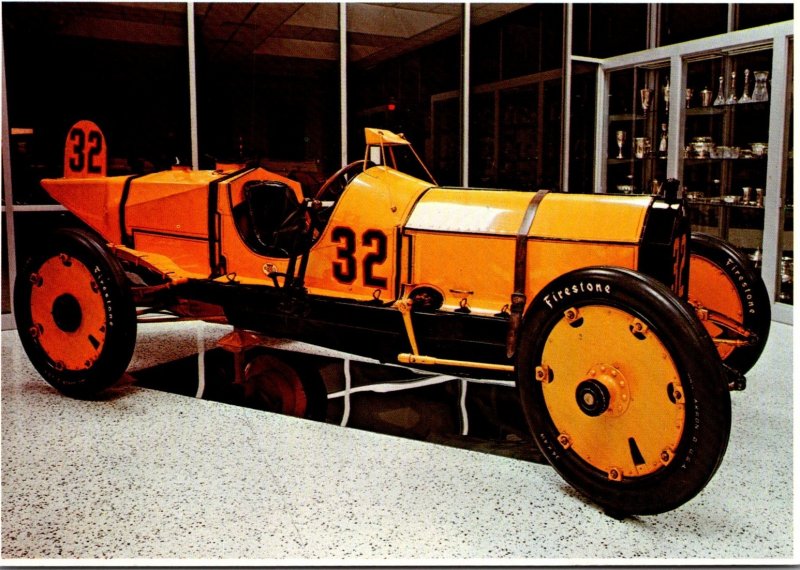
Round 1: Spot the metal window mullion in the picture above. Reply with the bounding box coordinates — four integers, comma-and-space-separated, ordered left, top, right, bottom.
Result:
340, 3, 348, 167
667, 55, 685, 181
561, 3, 573, 192
761, 34, 790, 308
187, 2, 199, 170
593, 66, 609, 193
461, 4, 471, 187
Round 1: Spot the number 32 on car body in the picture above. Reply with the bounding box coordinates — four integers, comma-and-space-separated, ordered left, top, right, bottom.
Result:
331, 227, 388, 289
64, 120, 106, 178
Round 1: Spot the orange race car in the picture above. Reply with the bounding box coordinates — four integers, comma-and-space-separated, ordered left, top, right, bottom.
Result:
14, 120, 770, 516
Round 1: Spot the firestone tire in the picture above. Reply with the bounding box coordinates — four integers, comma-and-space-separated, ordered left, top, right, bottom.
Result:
14, 228, 137, 398
688, 232, 771, 375
516, 267, 731, 516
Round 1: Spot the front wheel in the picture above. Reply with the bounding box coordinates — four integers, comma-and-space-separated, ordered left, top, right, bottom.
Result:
14, 228, 137, 398
517, 267, 730, 516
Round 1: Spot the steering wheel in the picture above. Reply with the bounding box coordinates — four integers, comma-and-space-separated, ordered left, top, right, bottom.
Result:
315, 160, 374, 202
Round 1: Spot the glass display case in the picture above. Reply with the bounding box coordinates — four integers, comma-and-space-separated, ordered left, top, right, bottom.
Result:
605, 65, 670, 195
594, 21, 793, 319
682, 48, 772, 262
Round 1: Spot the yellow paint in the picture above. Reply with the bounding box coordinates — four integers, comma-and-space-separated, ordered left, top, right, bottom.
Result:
41, 176, 130, 244
539, 305, 685, 478
530, 193, 651, 242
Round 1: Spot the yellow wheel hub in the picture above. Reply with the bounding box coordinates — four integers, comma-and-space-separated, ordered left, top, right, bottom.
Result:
29, 254, 108, 371
539, 306, 685, 479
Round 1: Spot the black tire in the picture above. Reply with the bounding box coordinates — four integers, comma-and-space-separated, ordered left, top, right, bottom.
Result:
516, 267, 731, 516
688, 232, 771, 375
242, 350, 328, 421
14, 228, 137, 398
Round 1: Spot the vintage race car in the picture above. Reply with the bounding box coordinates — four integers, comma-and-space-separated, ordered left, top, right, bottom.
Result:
14, 121, 771, 516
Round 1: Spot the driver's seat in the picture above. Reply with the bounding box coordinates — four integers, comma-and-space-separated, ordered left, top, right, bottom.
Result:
243, 180, 309, 258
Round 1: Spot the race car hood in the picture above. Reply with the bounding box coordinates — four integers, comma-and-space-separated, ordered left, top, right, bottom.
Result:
404, 188, 653, 243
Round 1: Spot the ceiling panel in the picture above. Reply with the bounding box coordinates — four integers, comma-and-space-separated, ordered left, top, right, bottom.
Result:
5, 2, 525, 68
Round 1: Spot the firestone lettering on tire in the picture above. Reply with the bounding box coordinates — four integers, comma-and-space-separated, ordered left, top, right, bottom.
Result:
92, 264, 115, 326
724, 257, 756, 315
543, 282, 612, 309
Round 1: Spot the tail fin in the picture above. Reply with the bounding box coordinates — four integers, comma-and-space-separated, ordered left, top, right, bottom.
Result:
64, 120, 107, 178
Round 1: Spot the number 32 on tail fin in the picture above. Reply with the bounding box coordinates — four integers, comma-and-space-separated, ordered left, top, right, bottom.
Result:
64, 120, 106, 178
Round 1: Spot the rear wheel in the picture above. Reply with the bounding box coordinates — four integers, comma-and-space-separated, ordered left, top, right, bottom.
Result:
14, 228, 137, 398
688, 232, 771, 374
517, 267, 730, 516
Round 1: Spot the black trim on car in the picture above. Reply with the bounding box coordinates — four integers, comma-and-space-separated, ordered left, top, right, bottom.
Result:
119, 174, 147, 248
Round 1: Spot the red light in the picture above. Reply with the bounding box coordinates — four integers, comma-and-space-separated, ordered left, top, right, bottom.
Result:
388, 102, 396, 111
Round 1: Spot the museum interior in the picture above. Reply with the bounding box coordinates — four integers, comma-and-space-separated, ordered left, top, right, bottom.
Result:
0, 2, 796, 561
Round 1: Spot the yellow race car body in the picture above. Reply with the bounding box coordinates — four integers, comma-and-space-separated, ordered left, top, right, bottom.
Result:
40, 128, 687, 372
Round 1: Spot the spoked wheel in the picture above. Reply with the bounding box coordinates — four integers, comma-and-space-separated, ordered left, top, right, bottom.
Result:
14, 228, 137, 398
517, 267, 731, 516
242, 352, 327, 420
688, 232, 771, 375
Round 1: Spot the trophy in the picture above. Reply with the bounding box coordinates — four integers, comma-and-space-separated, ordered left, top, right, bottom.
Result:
658, 123, 668, 155
752, 71, 769, 102
634, 137, 651, 159
726, 71, 738, 105
739, 69, 752, 103
713, 75, 725, 106
701, 87, 713, 107
615, 130, 626, 159
685, 87, 694, 108
663, 80, 670, 113
640, 88, 652, 115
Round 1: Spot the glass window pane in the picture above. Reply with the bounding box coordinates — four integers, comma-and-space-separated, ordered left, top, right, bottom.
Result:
3, 2, 191, 205
469, 4, 563, 191
567, 62, 598, 194
660, 4, 729, 47
736, 4, 794, 32
347, 4, 462, 185
195, 3, 339, 193
572, 4, 648, 58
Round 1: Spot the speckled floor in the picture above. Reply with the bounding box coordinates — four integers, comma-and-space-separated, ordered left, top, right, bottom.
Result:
1, 320, 794, 563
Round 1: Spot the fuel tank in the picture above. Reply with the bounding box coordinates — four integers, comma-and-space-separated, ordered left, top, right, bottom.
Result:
403, 189, 686, 315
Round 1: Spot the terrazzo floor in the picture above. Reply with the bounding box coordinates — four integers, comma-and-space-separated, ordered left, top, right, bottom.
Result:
1, 320, 795, 563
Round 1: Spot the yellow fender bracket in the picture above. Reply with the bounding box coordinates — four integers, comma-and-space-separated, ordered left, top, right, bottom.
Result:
109, 244, 197, 285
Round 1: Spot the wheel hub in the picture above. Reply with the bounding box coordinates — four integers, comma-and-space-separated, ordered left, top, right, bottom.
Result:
577, 363, 630, 417
52, 293, 83, 333
576, 379, 610, 416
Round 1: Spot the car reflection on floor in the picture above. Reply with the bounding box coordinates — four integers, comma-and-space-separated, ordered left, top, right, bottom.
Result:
129, 344, 543, 464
